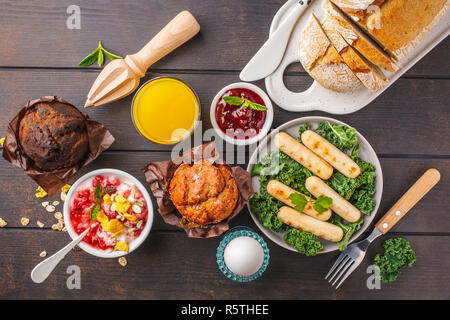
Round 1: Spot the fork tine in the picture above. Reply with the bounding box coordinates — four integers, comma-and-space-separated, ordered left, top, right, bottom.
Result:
328, 255, 351, 283
331, 259, 355, 287
325, 252, 348, 280
335, 261, 358, 289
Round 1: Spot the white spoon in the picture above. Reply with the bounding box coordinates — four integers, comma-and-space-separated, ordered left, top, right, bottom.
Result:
31, 228, 90, 283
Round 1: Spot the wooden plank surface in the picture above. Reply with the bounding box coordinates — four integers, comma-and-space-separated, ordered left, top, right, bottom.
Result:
0, 0, 449, 300
0, 229, 448, 299
0, 0, 448, 77
0, 70, 449, 155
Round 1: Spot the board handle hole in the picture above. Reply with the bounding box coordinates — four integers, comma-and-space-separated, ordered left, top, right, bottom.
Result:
282, 62, 314, 93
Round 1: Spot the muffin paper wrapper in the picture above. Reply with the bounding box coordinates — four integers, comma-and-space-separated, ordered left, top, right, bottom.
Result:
2, 96, 115, 196
143, 142, 254, 238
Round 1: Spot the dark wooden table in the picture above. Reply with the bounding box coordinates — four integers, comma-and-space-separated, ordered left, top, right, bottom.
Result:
0, 0, 449, 300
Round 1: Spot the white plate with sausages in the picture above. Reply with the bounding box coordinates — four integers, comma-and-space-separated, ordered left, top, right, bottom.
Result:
247, 116, 383, 253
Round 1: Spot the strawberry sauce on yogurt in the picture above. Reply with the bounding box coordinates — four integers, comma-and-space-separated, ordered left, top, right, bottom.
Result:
69, 174, 148, 252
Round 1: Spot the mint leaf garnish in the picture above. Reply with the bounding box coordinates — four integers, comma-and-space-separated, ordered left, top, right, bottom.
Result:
222, 96, 267, 111
290, 193, 308, 213
90, 204, 100, 221
223, 96, 245, 106
290, 193, 332, 214
79, 41, 123, 67
94, 183, 103, 203
313, 195, 333, 213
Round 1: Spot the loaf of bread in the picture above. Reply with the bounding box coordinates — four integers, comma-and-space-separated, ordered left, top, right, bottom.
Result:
323, 0, 396, 72
332, 0, 449, 61
322, 14, 388, 92
19, 100, 89, 170
299, 14, 362, 93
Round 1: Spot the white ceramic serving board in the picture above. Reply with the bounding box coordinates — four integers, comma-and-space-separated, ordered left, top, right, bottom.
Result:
246, 117, 383, 254
265, 0, 450, 114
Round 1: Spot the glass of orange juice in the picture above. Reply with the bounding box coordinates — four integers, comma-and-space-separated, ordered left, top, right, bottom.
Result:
131, 77, 201, 145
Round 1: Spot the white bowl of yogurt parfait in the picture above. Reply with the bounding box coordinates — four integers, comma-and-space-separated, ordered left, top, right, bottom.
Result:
63, 169, 153, 258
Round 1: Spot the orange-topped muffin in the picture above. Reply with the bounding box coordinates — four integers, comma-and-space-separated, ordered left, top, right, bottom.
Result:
169, 160, 238, 226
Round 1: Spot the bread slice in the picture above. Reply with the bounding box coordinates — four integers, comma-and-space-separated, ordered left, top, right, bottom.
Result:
298, 14, 362, 93
331, 0, 449, 61
322, 15, 388, 92
331, 0, 386, 21
323, 0, 397, 72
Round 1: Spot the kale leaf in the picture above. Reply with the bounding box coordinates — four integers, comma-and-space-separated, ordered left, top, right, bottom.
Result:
331, 215, 363, 251
298, 123, 312, 137
284, 226, 323, 256
315, 121, 358, 152
374, 238, 416, 283
327, 157, 375, 200
251, 151, 285, 177
350, 184, 376, 215
250, 178, 284, 232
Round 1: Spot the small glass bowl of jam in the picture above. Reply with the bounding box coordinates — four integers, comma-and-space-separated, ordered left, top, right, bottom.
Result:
210, 83, 273, 145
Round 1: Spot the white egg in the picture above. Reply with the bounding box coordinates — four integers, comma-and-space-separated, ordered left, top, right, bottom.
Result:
223, 236, 264, 277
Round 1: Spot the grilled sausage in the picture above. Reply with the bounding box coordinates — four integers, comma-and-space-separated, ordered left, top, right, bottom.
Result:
305, 176, 361, 222
267, 180, 332, 221
278, 206, 344, 242
274, 132, 333, 180
301, 130, 360, 178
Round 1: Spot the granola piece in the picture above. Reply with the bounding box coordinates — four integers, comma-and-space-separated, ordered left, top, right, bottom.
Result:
36, 220, 44, 228
118, 257, 127, 267
0, 218, 7, 228
131, 204, 142, 214
21, 217, 30, 226
56, 221, 64, 231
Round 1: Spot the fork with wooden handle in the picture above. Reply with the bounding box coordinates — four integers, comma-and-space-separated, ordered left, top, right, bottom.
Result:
325, 168, 441, 289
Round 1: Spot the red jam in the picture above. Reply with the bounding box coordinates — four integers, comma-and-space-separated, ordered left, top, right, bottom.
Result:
69, 174, 148, 251
215, 88, 267, 140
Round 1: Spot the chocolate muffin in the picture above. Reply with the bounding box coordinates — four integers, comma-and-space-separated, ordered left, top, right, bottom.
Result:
18, 100, 89, 170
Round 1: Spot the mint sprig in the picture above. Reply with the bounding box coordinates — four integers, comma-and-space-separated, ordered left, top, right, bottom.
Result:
94, 184, 103, 203
90, 204, 100, 221
90, 183, 103, 221
223, 96, 267, 111
79, 41, 123, 67
290, 193, 332, 214
313, 195, 333, 214
290, 193, 308, 213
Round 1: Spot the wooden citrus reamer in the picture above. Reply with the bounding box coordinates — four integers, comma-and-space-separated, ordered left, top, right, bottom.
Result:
84, 11, 200, 108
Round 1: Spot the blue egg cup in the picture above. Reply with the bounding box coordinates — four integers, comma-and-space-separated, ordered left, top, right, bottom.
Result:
216, 226, 270, 282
